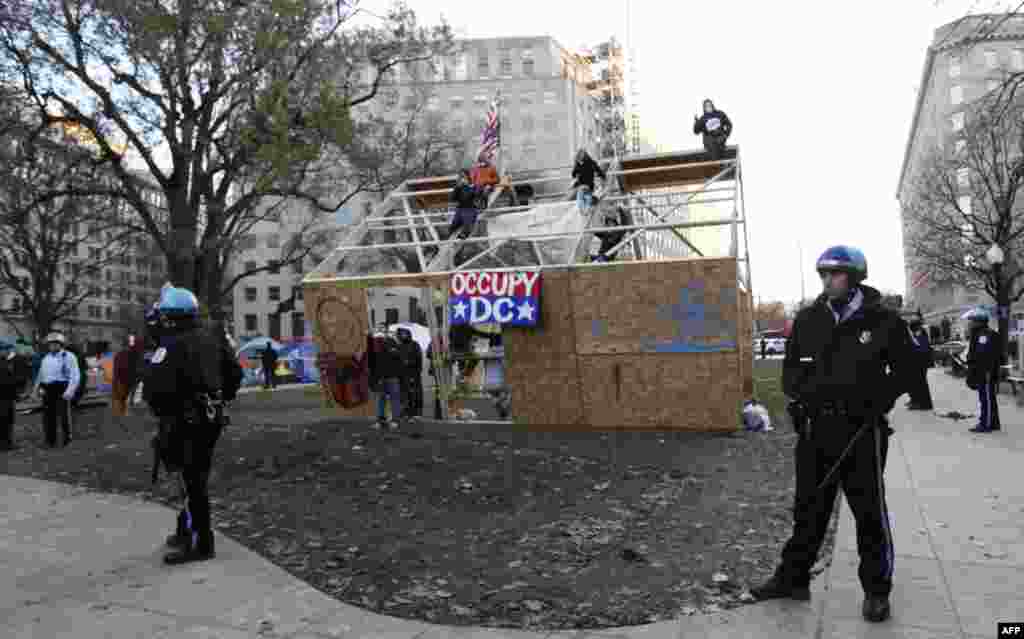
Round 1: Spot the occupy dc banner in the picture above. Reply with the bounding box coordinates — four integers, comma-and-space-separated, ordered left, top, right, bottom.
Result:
449, 271, 542, 327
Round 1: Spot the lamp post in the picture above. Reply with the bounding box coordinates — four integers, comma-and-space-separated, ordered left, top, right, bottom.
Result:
985, 243, 1010, 365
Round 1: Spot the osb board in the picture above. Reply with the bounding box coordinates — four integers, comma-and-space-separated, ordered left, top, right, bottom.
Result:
303, 282, 374, 418
619, 148, 737, 192
571, 258, 740, 356
505, 354, 584, 426
502, 270, 576, 358
577, 352, 740, 431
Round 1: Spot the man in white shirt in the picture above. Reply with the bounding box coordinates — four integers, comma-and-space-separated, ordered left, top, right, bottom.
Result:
32, 332, 80, 447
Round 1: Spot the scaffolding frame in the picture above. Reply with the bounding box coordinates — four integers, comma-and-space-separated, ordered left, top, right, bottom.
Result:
304, 147, 752, 421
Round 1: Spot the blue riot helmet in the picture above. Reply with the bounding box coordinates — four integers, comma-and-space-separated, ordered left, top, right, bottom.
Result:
961, 307, 990, 323
815, 245, 868, 283
157, 286, 200, 330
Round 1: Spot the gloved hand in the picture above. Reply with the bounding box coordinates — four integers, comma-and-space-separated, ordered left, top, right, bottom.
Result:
62, 391, 75, 402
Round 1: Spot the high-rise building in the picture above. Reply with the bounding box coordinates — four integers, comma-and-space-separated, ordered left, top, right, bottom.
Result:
579, 38, 627, 160
898, 14, 1024, 324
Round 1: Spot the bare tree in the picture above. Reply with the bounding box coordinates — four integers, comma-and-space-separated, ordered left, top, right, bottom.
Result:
903, 81, 1024, 355
0, 120, 137, 343
0, 0, 454, 324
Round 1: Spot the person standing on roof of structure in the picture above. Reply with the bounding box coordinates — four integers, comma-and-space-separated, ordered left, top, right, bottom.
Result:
693, 99, 733, 161
448, 169, 483, 241
571, 149, 606, 212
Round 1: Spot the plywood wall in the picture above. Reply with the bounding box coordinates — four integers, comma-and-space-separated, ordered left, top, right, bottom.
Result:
503, 257, 745, 431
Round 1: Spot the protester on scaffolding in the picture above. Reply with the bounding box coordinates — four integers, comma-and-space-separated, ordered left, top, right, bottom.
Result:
396, 327, 423, 419
905, 314, 934, 411
592, 206, 628, 263
571, 148, 606, 212
470, 157, 499, 207
693, 98, 733, 161
448, 169, 483, 241
368, 326, 404, 430
964, 307, 1001, 433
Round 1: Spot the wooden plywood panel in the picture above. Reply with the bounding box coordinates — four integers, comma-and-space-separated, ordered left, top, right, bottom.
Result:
578, 352, 740, 431
304, 282, 374, 418
507, 355, 584, 426
503, 270, 575, 359
572, 258, 740, 356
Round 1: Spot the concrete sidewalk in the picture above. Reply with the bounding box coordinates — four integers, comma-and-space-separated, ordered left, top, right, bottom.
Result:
2, 368, 1020, 638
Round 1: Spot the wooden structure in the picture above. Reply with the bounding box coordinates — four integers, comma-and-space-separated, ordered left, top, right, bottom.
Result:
304, 146, 754, 431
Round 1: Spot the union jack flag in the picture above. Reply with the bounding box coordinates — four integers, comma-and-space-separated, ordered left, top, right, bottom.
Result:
477, 95, 500, 163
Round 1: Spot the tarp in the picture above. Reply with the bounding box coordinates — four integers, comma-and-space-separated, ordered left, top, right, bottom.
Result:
237, 336, 320, 387
486, 201, 585, 265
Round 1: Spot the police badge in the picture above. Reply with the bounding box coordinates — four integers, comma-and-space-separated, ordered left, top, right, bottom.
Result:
859, 330, 872, 344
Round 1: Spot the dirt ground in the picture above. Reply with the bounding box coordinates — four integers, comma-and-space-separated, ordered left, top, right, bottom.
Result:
0, 360, 840, 630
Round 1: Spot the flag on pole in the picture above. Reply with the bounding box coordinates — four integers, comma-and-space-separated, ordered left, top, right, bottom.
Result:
477, 94, 500, 163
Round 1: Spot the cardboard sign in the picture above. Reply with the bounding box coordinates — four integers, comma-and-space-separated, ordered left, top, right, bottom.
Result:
449, 271, 542, 327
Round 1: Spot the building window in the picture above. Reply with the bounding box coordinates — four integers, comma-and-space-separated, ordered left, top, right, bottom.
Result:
268, 313, 281, 340
543, 114, 559, 134
499, 45, 513, 77
427, 95, 440, 110
244, 260, 258, 273
450, 96, 464, 110
105, 307, 113, 320
543, 90, 557, 104
521, 48, 535, 76
402, 95, 418, 110
385, 307, 399, 325
293, 285, 303, 301
268, 260, 279, 274
244, 287, 258, 302
1014, 49, 1024, 71
957, 167, 970, 188
520, 91, 535, 106
385, 91, 398, 109
951, 112, 964, 132
268, 286, 281, 302
949, 55, 961, 78
477, 51, 490, 79
984, 50, 997, 69
90, 247, 101, 259
473, 93, 488, 107
244, 314, 258, 332
521, 115, 535, 133
950, 85, 963, 105
454, 53, 468, 81
291, 312, 305, 339
958, 196, 972, 216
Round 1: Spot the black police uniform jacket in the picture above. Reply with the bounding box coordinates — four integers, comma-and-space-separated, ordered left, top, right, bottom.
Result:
143, 328, 242, 417
783, 285, 912, 417
966, 326, 1000, 389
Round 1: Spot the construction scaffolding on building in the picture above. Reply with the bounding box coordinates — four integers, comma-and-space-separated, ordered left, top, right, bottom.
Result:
304, 146, 754, 430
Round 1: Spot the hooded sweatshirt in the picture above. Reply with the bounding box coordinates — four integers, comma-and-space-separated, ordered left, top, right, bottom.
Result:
693, 101, 733, 137
782, 284, 912, 415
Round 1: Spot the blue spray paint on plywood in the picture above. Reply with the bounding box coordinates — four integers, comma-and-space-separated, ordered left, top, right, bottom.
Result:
640, 280, 738, 353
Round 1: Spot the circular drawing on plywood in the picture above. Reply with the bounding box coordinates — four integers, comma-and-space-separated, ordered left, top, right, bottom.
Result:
316, 295, 364, 354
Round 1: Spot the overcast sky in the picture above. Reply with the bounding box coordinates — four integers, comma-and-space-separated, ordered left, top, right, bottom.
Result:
372, 0, 1001, 304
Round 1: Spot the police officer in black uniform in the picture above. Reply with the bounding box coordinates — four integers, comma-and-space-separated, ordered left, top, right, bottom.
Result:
144, 286, 243, 565
751, 246, 912, 624
963, 307, 1001, 433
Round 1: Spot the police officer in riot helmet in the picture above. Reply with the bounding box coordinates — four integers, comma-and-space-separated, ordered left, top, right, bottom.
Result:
143, 286, 243, 565
751, 246, 912, 624
963, 307, 1001, 433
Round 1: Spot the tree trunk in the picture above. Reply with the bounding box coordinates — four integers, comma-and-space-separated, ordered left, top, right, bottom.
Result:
997, 284, 1011, 366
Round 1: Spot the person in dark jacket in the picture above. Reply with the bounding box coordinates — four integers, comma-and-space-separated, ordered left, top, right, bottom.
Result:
752, 245, 912, 624
571, 149, 607, 211
448, 169, 483, 240
261, 343, 278, 390
367, 328, 403, 429
905, 316, 934, 410
396, 327, 423, 418
963, 307, 1001, 432
145, 287, 243, 564
693, 99, 733, 160
0, 343, 22, 450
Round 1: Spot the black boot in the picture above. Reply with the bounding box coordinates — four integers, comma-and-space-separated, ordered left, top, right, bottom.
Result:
862, 595, 891, 622
750, 574, 811, 601
166, 511, 190, 548
163, 531, 215, 565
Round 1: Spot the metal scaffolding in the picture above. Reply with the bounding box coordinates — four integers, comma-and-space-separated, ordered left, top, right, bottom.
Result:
306, 146, 751, 293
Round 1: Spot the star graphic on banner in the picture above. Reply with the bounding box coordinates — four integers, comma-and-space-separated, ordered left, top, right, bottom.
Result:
516, 300, 536, 322
453, 301, 468, 319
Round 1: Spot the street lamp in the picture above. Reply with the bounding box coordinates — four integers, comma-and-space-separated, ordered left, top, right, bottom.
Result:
986, 243, 1004, 266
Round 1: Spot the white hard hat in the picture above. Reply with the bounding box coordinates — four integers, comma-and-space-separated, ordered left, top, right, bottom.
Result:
45, 332, 65, 344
